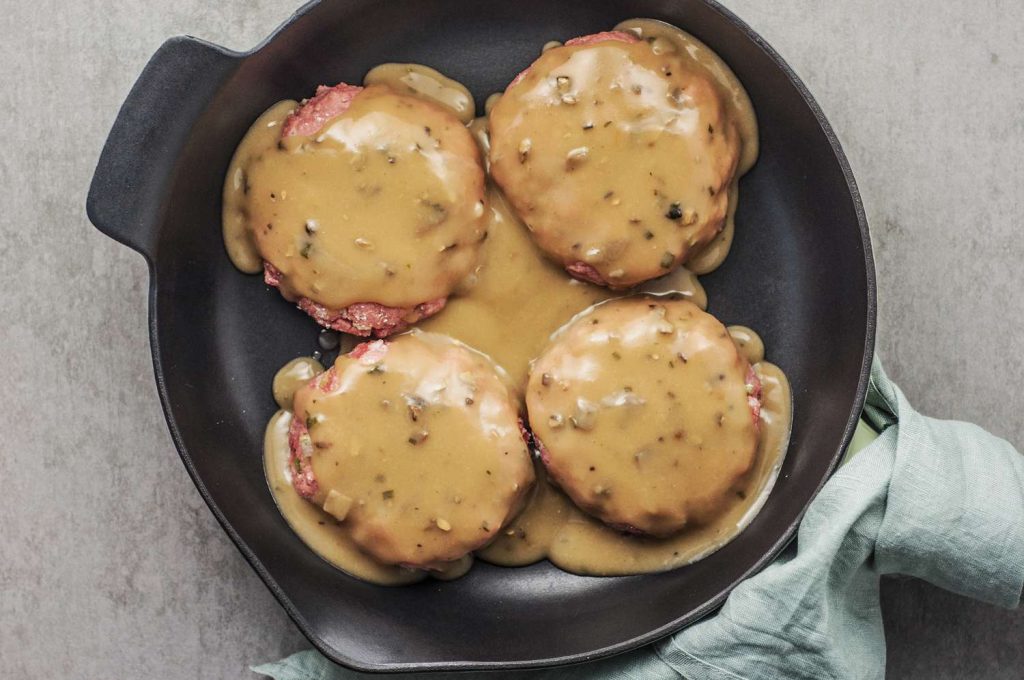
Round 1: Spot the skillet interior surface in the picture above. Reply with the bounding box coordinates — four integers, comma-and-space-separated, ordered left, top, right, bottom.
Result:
87, 0, 875, 671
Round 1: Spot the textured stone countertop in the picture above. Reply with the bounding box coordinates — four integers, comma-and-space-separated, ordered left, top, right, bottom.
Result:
1, 1, 1021, 677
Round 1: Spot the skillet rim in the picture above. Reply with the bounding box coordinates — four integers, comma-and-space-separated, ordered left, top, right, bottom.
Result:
116, 0, 877, 672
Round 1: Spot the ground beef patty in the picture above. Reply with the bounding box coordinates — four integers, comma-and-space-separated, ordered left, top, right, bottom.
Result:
289, 331, 535, 570
262, 261, 446, 337
489, 32, 741, 288
526, 297, 762, 537
245, 82, 487, 337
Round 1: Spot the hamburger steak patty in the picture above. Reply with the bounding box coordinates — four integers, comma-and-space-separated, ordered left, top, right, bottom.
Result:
288, 333, 535, 570
489, 31, 742, 288
260, 84, 448, 336
526, 297, 763, 537
504, 32, 638, 288
246, 81, 486, 336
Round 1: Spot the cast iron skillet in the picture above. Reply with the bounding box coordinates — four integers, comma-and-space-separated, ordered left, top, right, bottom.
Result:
87, 0, 875, 672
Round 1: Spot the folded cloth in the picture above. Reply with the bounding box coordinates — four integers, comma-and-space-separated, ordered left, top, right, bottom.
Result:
254, 359, 1024, 680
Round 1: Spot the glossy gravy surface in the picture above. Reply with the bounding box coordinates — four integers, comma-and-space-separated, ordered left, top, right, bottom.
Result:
265, 405, 425, 585
255, 23, 788, 584
365, 63, 476, 124
223, 86, 486, 309
479, 330, 791, 575
291, 332, 533, 569
420, 185, 708, 387
525, 298, 760, 536
616, 18, 759, 275
487, 20, 758, 285
267, 334, 789, 581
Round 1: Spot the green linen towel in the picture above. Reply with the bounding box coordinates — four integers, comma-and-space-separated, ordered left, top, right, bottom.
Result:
254, 359, 1024, 680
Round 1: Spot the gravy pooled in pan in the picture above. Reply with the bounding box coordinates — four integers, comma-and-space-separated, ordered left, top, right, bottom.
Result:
250, 21, 788, 583
479, 316, 791, 576
488, 20, 757, 287
268, 331, 534, 582
420, 185, 709, 386
223, 81, 487, 336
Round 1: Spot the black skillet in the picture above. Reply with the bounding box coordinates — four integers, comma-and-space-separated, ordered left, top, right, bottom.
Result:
87, 0, 875, 672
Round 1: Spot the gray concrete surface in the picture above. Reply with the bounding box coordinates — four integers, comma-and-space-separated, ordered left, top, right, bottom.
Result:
1, 1, 1021, 678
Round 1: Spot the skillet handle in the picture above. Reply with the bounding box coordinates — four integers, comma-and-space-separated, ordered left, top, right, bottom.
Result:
87, 36, 238, 257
